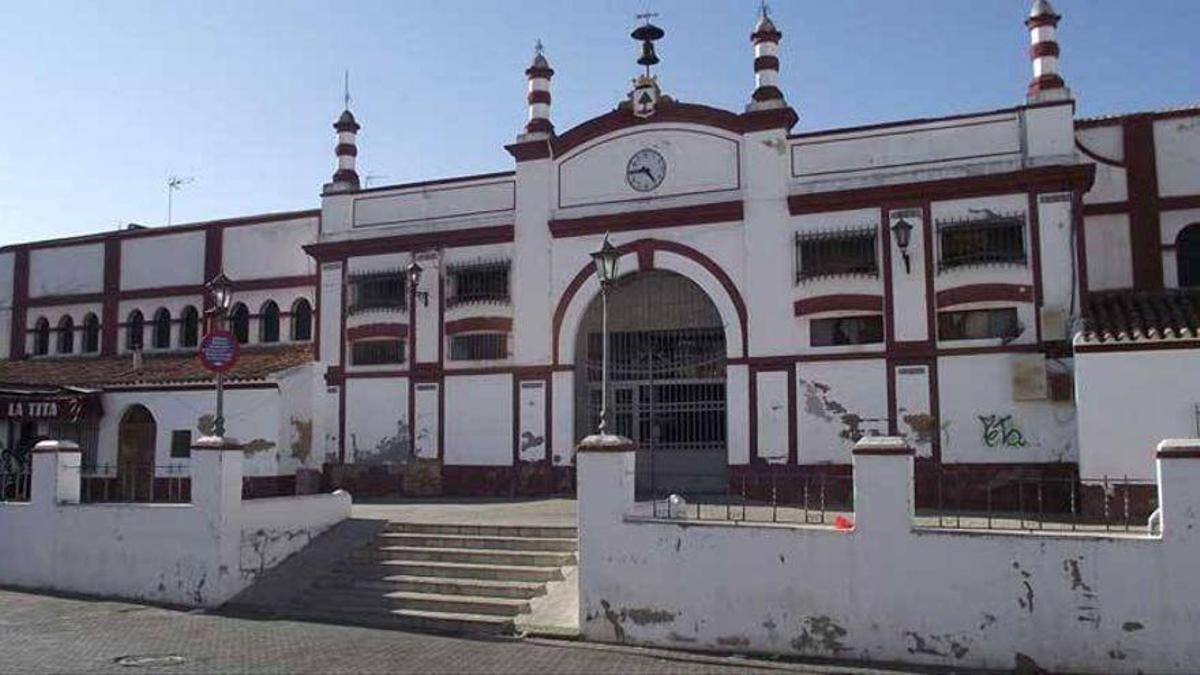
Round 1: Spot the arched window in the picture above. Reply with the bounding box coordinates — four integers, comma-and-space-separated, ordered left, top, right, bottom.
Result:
259, 300, 280, 343
82, 313, 100, 354
180, 306, 199, 348
126, 310, 144, 351
152, 308, 172, 349
1177, 223, 1200, 287
291, 298, 313, 342
229, 303, 250, 344
57, 316, 75, 354
32, 317, 50, 356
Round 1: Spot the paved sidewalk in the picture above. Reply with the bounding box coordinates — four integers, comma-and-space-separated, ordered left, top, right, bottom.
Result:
0, 588, 905, 674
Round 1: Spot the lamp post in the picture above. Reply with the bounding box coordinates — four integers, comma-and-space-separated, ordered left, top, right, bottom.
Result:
891, 218, 914, 274
204, 272, 233, 438
590, 235, 621, 435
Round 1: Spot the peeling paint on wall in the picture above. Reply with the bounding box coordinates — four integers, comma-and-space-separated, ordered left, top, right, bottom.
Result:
289, 417, 313, 464
790, 615, 849, 655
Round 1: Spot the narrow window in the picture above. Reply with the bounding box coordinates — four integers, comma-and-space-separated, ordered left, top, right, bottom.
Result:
259, 301, 280, 343
1176, 223, 1200, 287
810, 316, 884, 347
795, 228, 878, 282
170, 430, 192, 459
938, 308, 1021, 341
229, 303, 250, 344
32, 317, 50, 356
291, 298, 313, 341
447, 261, 510, 306
350, 339, 405, 365
126, 310, 144, 351
179, 306, 199, 348
57, 315, 75, 354
152, 308, 171, 349
82, 313, 100, 353
937, 212, 1026, 272
450, 333, 509, 360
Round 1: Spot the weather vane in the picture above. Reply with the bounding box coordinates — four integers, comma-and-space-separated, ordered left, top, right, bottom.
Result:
759, 0, 770, 18
535, 39, 544, 56
343, 69, 352, 110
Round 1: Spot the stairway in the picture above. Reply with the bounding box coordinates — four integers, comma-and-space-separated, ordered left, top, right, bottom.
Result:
300, 522, 578, 635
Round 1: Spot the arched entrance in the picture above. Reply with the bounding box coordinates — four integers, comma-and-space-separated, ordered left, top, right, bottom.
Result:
118, 405, 156, 501
574, 270, 727, 497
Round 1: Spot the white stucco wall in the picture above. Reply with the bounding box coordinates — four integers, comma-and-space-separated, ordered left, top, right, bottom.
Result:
1153, 114, 1200, 198
796, 360, 887, 464
28, 243, 104, 297
1084, 213, 1133, 291
120, 231, 205, 291
344, 377, 408, 464
1076, 346, 1200, 480
223, 217, 318, 280
444, 373, 511, 466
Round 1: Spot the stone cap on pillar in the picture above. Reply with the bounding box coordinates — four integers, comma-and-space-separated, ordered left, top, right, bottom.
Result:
576, 433, 637, 453
852, 436, 914, 456
32, 439, 81, 454
1157, 439, 1200, 459
191, 435, 245, 452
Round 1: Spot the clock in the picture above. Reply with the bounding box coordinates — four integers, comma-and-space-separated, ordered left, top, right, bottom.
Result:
626, 148, 666, 192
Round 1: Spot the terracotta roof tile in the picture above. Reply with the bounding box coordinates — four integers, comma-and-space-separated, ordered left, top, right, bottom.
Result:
0, 344, 313, 388
1080, 288, 1200, 343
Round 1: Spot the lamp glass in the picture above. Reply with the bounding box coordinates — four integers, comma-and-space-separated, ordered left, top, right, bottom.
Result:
591, 237, 620, 283
206, 273, 233, 312
406, 262, 423, 288
892, 219, 913, 250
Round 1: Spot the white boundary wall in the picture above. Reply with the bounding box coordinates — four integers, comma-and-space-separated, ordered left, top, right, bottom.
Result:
0, 439, 350, 607
578, 437, 1200, 674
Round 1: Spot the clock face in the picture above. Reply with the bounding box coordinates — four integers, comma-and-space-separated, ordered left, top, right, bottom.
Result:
626, 148, 667, 192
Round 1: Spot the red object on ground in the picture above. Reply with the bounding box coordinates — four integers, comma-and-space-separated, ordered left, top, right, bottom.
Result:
834, 515, 853, 530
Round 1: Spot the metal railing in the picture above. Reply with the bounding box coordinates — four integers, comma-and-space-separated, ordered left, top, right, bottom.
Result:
937, 213, 1026, 272
445, 261, 511, 307
795, 227, 878, 283
646, 469, 855, 527
79, 464, 191, 504
915, 469, 1157, 533
1, 470, 32, 502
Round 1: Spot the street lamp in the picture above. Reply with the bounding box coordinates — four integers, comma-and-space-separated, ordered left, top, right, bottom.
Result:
590, 234, 621, 434
891, 218, 914, 274
406, 262, 430, 307
204, 272, 233, 438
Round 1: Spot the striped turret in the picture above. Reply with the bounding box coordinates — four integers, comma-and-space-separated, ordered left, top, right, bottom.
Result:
524, 44, 554, 137
1026, 0, 1070, 102
328, 109, 361, 193
748, 10, 785, 111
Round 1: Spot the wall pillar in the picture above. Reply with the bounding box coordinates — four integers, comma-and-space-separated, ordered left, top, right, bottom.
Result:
851, 436, 914, 535
190, 435, 244, 606
32, 439, 81, 506
576, 434, 636, 635
1156, 439, 1200, 544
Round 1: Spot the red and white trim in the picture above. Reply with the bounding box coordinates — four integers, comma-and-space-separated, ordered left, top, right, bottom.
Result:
748, 13, 785, 111
522, 46, 554, 138
1026, 0, 1069, 102
328, 110, 361, 192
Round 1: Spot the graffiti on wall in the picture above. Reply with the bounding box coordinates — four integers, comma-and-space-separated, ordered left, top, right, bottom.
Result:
979, 414, 1028, 449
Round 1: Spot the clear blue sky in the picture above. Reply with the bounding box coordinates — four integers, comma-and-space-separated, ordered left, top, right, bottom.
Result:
1, 1, 1196, 246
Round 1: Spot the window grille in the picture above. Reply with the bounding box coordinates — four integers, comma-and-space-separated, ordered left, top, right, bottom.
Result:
794, 228, 878, 282
229, 304, 250, 344
450, 333, 508, 361
152, 309, 171, 349
937, 212, 1026, 272
446, 260, 510, 307
351, 339, 406, 365
291, 299, 313, 341
57, 316, 74, 354
810, 315, 884, 347
938, 308, 1020, 341
348, 271, 407, 314
180, 307, 199, 348
259, 301, 280, 343
126, 311, 144, 351
31, 318, 50, 355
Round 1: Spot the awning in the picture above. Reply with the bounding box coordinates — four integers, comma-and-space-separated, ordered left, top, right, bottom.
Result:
0, 386, 103, 422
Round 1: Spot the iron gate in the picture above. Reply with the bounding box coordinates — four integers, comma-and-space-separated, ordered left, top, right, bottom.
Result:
574, 271, 728, 497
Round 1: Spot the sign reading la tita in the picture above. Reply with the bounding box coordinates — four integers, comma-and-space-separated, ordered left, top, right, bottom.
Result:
198, 330, 240, 373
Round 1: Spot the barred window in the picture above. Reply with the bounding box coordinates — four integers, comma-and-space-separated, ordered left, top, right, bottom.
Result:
447, 261, 510, 307
450, 333, 508, 361
810, 315, 884, 347
938, 308, 1020, 341
351, 339, 405, 365
82, 313, 100, 353
795, 228, 878, 282
937, 212, 1026, 272
349, 272, 406, 314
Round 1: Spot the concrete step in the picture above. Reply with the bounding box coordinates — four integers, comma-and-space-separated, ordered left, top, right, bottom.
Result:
295, 605, 517, 636
305, 587, 531, 617
314, 574, 546, 600
384, 522, 577, 539
376, 532, 577, 552
333, 559, 565, 583
370, 546, 576, 567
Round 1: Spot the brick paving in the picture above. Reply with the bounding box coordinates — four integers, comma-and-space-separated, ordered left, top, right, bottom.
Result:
0, 588, 881, 674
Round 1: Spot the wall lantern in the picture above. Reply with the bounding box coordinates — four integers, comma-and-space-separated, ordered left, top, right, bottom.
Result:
205, 271, 234, 313
406, 261, 430, 307
891, 218, 914, 274
590, 234, 621, 286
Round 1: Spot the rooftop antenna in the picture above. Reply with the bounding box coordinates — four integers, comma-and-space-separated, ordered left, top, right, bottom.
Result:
759, 0, 769, 18
166, 175, 194, 226
364, 172, 391, 188
343, 69, 352, 110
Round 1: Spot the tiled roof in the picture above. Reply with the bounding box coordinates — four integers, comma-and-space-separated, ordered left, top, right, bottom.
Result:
1079, 288, 1200, 343
0, 344, 314, 388
1076, 104, 1200, 125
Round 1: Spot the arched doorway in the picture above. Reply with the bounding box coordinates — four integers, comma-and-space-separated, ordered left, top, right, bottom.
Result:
1176, 223, 1200, 287
574, 270, 727, 497
118, 405, 156, 501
